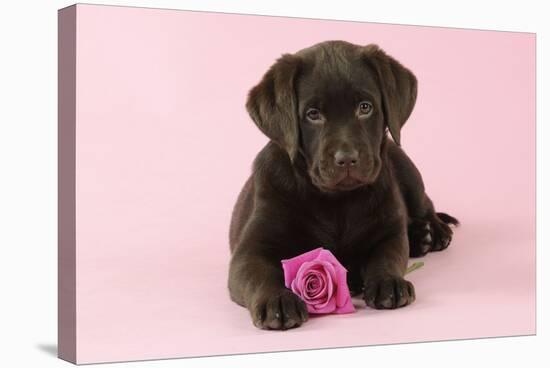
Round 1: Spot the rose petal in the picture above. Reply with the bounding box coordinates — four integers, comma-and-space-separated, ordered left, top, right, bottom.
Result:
305, 274, 321, 293
319, 260, 337, 283
292, 260, 318, 295
306, 273, 325, 298
334, 266, 349, 308
302, 268, 328, 303
313, 263, 335, 309
310, 293, 337, 314
290, 277, 301, 296
298, 260, 338, 309
334, 297, 355, 314
304, 273, 323, 296
281, 248, 324, 288
282, 247, 356, 315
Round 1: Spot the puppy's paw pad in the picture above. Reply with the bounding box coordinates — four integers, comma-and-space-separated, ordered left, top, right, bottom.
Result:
251, 291, 308, 330
364, 277, 415, 309
429, 213, 456, 252
409, 212, 458, 256
408, 219, 432, 257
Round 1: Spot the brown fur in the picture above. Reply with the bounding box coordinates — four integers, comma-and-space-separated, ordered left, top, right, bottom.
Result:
228, 41, 458, 330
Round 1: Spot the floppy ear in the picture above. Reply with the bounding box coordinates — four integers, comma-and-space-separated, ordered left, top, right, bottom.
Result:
246, 54, 301, 161
363, 45, 417, 146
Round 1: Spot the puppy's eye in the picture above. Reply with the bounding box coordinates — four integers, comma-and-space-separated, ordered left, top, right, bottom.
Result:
306, 108, 322, 122
358, 101, 373, 116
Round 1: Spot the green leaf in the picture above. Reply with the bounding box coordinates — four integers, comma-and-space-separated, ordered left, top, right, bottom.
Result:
405, 261, 424, 275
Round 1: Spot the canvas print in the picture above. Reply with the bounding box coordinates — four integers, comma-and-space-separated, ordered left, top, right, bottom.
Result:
58, 4, 536, 364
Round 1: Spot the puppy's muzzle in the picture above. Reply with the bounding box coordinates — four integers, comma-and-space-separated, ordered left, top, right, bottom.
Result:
334, 149, 359, 168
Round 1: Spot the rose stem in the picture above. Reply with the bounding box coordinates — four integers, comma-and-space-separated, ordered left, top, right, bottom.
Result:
405, 261, 425, 275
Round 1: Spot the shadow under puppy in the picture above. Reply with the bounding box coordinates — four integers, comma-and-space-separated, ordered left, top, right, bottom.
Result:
228, 40, 458, 330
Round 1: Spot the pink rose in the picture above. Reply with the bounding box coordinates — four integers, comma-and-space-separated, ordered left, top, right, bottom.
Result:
281, 248, 355, 314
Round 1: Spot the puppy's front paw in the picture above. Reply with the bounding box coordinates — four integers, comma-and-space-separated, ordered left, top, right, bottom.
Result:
408, 219, 432, 257
430, 212, 459, 252
363, 277, 415, 309
250, 290, 309, 330
409, 212, 459, 257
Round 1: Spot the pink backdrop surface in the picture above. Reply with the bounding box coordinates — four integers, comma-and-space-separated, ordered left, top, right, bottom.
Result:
70, 4, 535, 364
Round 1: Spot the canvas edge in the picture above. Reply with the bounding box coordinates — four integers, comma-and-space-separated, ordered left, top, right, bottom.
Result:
58, 4, 77, 365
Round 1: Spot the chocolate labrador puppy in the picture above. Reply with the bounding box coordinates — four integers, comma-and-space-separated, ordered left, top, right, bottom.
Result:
228, 40, 458, 330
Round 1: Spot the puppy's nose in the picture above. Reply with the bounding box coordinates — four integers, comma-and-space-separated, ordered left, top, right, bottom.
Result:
334, 150, 359, 168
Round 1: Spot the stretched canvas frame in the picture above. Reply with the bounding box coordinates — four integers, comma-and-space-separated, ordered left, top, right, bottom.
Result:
58, 4, 536, 364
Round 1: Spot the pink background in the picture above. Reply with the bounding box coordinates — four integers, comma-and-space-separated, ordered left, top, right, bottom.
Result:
67, 4, 535, 364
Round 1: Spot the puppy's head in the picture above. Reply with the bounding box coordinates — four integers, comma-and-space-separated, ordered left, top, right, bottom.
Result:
246, 41, 417, 192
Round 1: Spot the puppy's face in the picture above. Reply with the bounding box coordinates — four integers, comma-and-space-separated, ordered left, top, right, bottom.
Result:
246, 41, 417, 193
296, 54, 385, 192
